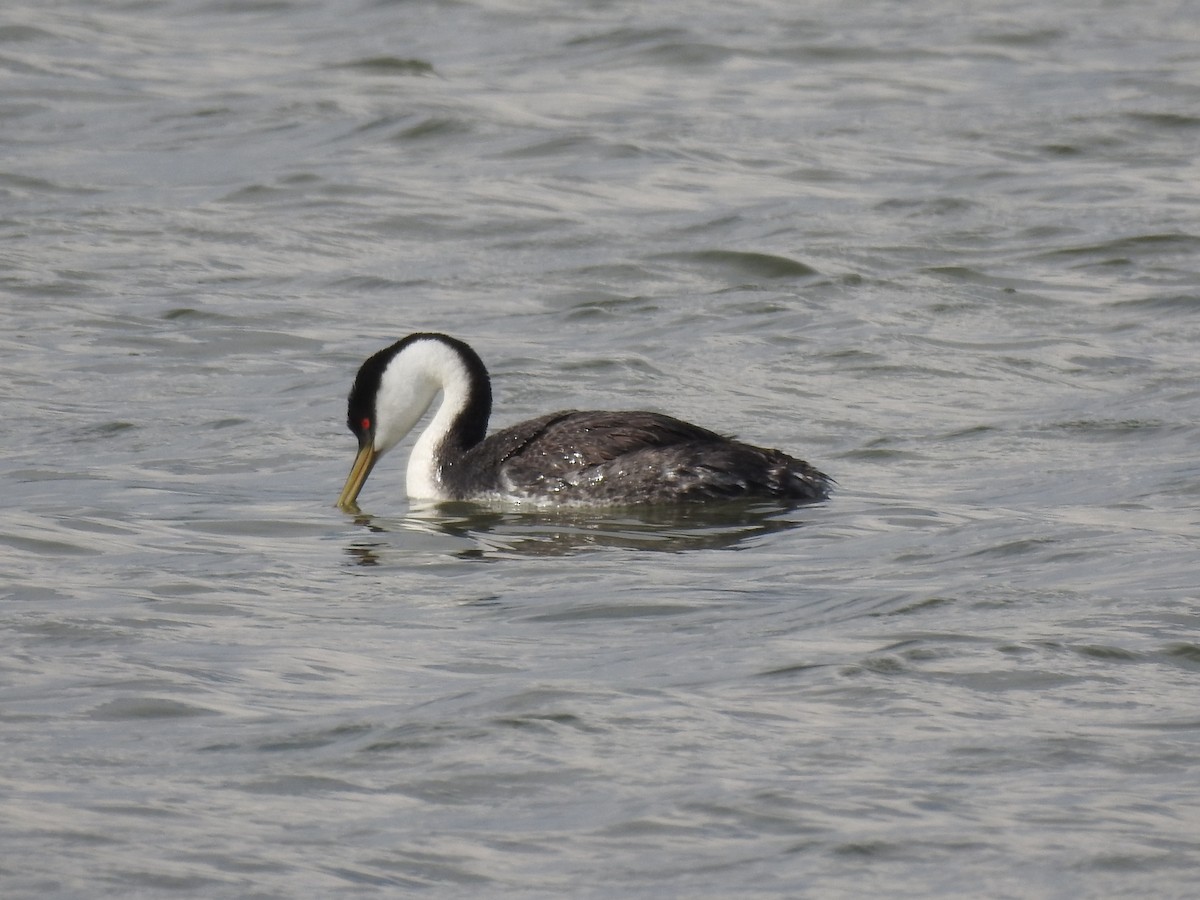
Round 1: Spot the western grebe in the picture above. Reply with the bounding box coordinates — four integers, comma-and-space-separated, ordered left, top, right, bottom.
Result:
336, 333, 831, 510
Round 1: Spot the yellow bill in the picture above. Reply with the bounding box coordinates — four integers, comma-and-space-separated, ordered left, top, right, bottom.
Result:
337, 442, 378, 511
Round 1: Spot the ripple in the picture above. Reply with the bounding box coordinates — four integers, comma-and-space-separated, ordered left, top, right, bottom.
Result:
89, 698, 219, 720
654, 250, 820, 280
333, 56, 435, 77
0, 25, 57, 42
1124, 112, 1200, 131
1033, 233, 1200, 265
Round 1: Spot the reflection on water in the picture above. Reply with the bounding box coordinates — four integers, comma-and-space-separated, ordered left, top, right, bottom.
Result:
343, 499, 821, 562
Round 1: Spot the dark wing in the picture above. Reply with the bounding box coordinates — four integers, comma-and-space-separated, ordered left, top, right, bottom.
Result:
481, 410, 728, 471
451, 409, 830, 504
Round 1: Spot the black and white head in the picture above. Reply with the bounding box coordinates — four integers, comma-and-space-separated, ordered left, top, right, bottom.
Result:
336, 333, 491, 510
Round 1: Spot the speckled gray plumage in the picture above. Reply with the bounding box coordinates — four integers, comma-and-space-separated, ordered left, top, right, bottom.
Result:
438, 409, 831, 505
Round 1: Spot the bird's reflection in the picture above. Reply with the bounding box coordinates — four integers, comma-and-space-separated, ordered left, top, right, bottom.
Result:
342, 499, 821, 564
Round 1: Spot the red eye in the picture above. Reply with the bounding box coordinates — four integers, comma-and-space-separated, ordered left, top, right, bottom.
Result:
361, 418, 372, 431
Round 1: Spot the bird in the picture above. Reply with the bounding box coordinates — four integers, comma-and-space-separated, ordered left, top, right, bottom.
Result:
336, 333, 831, 510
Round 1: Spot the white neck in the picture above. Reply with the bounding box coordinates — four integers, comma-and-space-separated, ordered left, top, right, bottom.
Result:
373, 339, 474, 501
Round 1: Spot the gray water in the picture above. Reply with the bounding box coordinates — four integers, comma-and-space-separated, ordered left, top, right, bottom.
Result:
3, 0, 1200, 896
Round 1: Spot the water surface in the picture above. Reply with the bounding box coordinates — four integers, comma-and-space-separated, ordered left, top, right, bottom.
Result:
3, 0, 1199, 896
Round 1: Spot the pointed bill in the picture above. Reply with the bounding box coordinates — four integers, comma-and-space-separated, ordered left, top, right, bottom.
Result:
337, 442, 378, 511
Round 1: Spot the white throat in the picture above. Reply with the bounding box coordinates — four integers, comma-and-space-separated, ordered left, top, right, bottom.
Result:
372, 339, 475, 501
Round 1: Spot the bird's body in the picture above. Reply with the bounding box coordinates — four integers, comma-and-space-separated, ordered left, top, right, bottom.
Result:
337, 333, 831, 510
